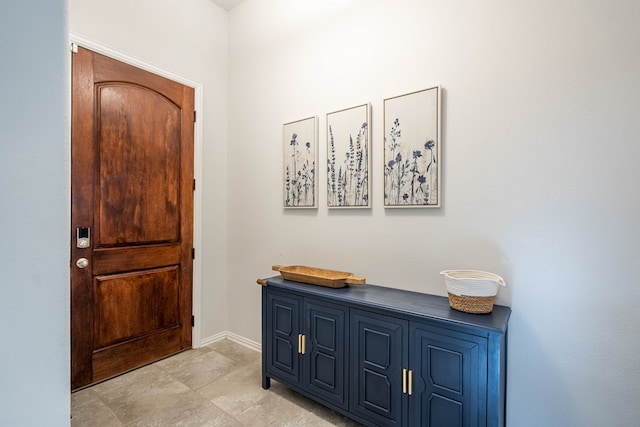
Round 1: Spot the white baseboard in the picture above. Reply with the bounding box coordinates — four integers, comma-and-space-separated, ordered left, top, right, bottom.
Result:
198, 331, 227, 347
198, 331, 261, 353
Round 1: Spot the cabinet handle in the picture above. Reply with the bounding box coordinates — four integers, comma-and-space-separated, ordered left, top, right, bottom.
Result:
301, 334, 306, 354
408, 369, 413, 396
298, 334, 302, 354
402, 368, 407, 394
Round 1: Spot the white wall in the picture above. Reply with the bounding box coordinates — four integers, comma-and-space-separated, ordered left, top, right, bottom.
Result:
0, 1, 70, 425
69, 0, 230, 340
227, 1, 640, 426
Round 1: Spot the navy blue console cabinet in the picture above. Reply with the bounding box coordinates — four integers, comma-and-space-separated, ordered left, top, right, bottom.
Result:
262, 277, 511, 427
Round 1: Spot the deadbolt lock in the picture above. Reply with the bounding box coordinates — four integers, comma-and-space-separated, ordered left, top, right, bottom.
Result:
76, 227, 90, 248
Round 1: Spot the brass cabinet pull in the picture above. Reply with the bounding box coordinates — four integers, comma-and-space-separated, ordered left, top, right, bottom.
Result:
297, 333, 306, 355
402, 368, 407, 394
408, 369, 413, 396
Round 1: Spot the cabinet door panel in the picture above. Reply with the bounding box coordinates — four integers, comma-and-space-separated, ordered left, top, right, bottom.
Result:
411, 324, 488, 427
304, 299, 348, 410
350, 309, 407, 426
266, 291, 302, 385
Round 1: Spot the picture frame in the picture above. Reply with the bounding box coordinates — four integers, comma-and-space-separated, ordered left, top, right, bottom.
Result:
326, 103, 371, 208
383, 86, 442, 208
283, 116, 318, 208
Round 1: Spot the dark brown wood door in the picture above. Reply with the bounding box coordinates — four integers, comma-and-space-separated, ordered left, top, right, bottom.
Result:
71, 47, 194, 390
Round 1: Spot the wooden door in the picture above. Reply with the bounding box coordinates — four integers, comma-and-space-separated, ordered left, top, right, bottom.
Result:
265, 290, 303, 386
303, 298, 348, 410
71, 46, 194, 390
349, 309, 408, 427
410, 323, 487, 427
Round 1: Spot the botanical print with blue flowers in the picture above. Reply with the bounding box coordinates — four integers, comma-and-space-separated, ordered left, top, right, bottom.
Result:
384, 87, 440, 207
326, 104, 370, 208
283, 117, 316, 208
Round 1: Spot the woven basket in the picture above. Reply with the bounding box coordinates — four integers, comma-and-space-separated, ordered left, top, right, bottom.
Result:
447, 293, 496, 314
440, 270, 506, 314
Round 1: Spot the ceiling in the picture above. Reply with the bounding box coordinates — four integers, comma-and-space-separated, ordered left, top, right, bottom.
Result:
211, 0, 245, 11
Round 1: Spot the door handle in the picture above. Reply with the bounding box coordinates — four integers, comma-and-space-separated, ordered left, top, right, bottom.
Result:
297, 334, 306, 354
402, 368, 407, 394
76, 258, 89, 269
402, 368, 413, 395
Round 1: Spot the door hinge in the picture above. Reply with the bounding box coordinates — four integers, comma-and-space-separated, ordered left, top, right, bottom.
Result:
70, 43, 78, 53
191, 315, 195, 327
192, 248, 195, 259
193, 178, 196, 191
194, 111, 197, 122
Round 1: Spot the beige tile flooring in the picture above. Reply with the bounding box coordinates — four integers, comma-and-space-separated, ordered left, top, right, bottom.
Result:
71, 339, 362, 426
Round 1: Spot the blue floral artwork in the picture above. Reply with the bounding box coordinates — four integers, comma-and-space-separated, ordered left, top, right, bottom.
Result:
326, 104, 371, 208
283, 116, 317, 208
384, 86, 441, 207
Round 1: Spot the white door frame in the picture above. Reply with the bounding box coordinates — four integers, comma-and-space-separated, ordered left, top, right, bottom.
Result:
69, 33, 204, 347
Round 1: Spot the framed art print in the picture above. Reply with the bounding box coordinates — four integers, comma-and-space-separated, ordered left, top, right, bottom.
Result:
383, 86, 441, 207
326, 103, 371, 208
283, 116, 317, 208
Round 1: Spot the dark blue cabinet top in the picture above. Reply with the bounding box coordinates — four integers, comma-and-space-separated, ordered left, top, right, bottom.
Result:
265, 276, 511, 335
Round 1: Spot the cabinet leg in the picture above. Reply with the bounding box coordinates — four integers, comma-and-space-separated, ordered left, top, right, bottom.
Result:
262, 375, 270, 389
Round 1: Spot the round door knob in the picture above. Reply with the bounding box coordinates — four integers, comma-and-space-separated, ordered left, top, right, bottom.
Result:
76, 258, 89, 269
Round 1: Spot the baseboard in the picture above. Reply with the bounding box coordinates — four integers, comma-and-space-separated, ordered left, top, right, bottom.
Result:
198, 331, 226, 347
198, 331, 261, 353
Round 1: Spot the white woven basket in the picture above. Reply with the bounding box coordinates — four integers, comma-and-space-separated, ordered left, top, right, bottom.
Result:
440, 270, 506, 314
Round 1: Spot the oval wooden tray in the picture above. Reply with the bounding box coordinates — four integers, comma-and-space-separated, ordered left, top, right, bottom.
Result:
271, 265, 365, 288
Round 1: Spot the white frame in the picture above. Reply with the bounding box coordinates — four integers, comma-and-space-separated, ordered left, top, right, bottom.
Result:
283, 116, 318, 208
383, 86, 442, 208
326, 103, 372, 208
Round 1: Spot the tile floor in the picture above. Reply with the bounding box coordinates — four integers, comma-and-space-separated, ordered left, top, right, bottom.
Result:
71, 339, 363, 426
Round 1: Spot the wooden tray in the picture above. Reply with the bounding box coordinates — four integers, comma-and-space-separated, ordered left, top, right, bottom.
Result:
271, 265, 365, 288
